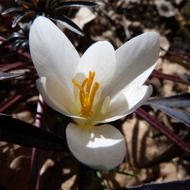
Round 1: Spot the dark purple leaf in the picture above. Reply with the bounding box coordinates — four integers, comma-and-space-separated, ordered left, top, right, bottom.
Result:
12, 11, 34, 27
0, 114, 68, 151
50, 15, 84, 36
147, 93, 190, 108
136, 108, 190, 154
121, 179, 190, 190
7, 32, 26, 40
1, 7, 24, 15
46, 0, 60, 9
15, 0, 33, 7
0, 71, 22, 80
152, 70, 188, 84
12, 40, 28, 49
149, 104, 190, 126
54, 1, 97, 11
179, 74, 190, 84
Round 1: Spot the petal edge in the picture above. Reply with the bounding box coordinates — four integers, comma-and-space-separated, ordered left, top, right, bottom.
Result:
66, 123, 126, 170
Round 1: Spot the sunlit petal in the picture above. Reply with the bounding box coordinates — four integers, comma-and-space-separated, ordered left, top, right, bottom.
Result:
29, 16, 80, 91
98, 85, 152, 123
66, 123, 126, 170
104, 32, 159, 98
76, 41, 116, 86
37, 77, 79, 118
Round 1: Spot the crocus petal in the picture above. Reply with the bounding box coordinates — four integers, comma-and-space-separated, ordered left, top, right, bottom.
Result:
36, 77, 74, 116
29, 16, 80, 91
76, 41, 116, 86
104, 32, 159, 98
37, 77, 88, 122
66, 123, 126, 170
98, 85, 152, 123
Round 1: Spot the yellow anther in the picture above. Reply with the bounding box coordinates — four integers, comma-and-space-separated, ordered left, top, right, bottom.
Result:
72, 72, 100, 118
72, 79, 81, 89
89, 82, 99, 106
86, 71, 95, 93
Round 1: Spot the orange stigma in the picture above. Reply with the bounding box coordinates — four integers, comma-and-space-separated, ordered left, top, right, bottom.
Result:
72, 71, 100, 118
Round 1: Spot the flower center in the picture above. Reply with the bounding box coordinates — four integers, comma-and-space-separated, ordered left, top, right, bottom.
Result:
72, 71, 100, 118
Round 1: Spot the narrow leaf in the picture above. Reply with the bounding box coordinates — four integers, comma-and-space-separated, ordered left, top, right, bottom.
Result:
0, 114, 68, 151
136, 108, 190, 154
147, 93, 190, 108
12, 11, 34, 28
152, 105, 190, 126
51, 15, 84, 36
54, 1, 97, 11
122, 179, 190, 190
0, 71, 22, 80
179, 74, 190, 84
16, 0, 33, 8
1, 7, 24, 15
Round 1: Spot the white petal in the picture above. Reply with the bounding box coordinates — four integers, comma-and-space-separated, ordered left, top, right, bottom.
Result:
124, 85, 153, 113
76, 41, 116, 86
29, 16, 80, 91
37, 77, 87, 121
105, 32, 159, 97
66, 123, 126, 170
99, 85, 152, 123
36, 77, 72, 116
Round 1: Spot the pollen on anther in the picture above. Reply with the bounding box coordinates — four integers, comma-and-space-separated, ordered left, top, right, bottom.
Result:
72, 71, 100, 118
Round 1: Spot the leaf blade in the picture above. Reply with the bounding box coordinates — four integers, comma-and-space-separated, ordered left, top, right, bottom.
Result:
147, 93, 190, 108
122, 179, 190, 190
0, 114, 68, 151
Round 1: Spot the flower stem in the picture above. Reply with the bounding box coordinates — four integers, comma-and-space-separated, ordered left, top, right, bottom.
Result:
96, 171, 109, 190
135, 108, 190, 155
30, 95, 44, 190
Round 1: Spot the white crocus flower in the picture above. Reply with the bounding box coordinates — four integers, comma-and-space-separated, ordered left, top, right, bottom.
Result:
29, 16, 160, 170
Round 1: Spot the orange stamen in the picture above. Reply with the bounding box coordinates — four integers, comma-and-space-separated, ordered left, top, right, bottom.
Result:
72, 72, 100, 118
